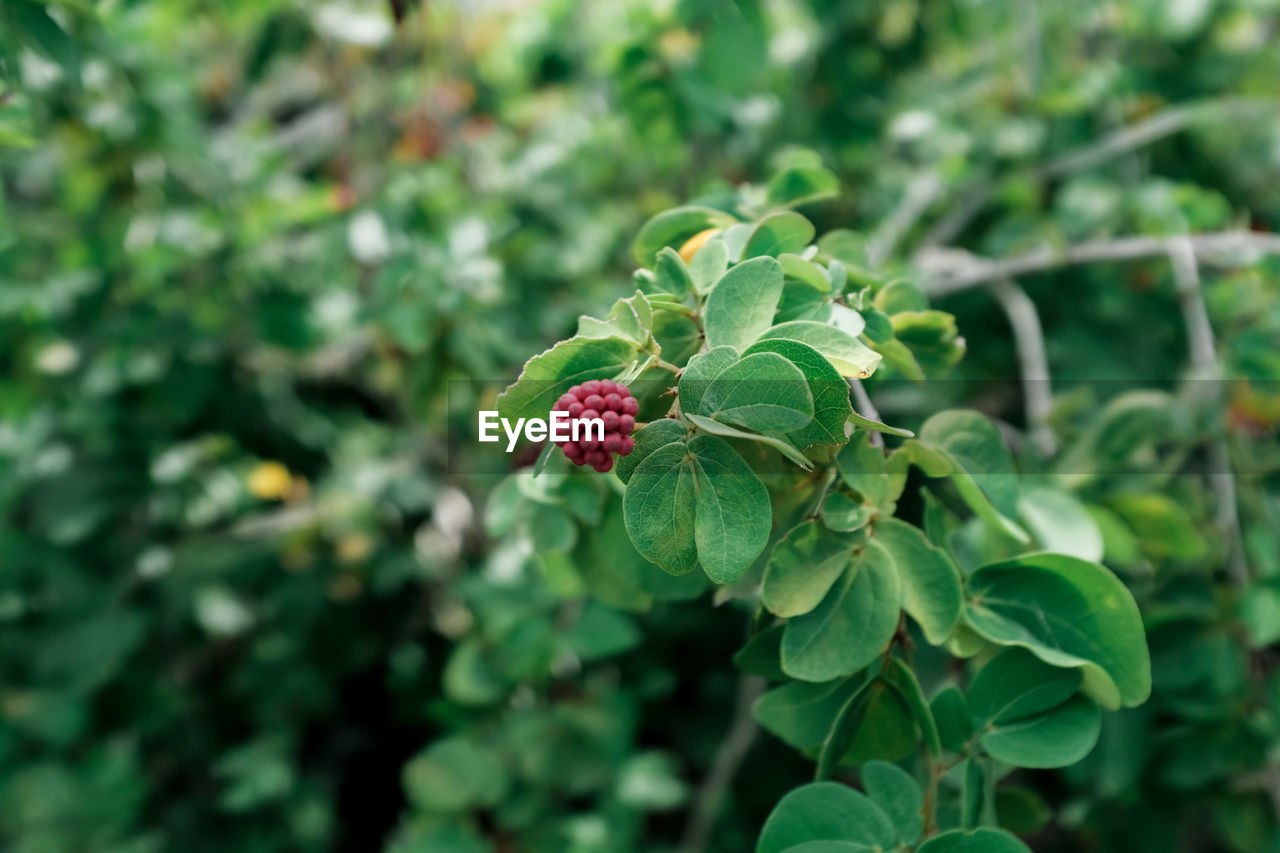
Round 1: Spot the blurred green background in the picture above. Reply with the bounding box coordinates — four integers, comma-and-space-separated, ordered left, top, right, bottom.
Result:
3, 1, 1280, 851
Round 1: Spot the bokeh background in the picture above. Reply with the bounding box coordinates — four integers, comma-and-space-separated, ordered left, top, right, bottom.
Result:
3, 1, 1280, 851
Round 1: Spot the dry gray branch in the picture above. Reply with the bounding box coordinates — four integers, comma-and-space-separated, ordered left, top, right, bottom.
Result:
918, 231, 1280, 296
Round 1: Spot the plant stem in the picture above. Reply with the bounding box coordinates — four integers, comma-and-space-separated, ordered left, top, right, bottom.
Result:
679, 673, 766, 853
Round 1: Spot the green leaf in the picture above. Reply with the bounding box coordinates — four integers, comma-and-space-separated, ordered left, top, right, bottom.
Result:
964, 553, 1152, 709
782, 541, 902, 682
916, 829, 1032, 853
967, 648, 1101, 768
814, 677, 876, 780
685, 413, 815, 471
837, 431, 901, 507
757, 321, 883, 378
1107, 492, 1210, 562
754, 676, 866, 753
705, 257, 785, 351
498, 336, 639, 422
680, 346, 742, 415
623, 440, 698, 575
872, 519, 962, 645
1019, 486, 1104, 562
875, 280, 928, 314
882, 657, 942, 759
820, 491, 874, 533
862, 761, 924, 846
930, 686, 974, 753
404, 736, 507, 812
654, 247, 693, 296
744, 211, 816, 258
982, 694, 1101, 768
617, 419, 687, 485
689, 238, 729, 294
701, 352, 814, 433
848, 410, 915, 438
631, 205, 736, 265
839, 680, 918, 763
744, 339, 852, 448
767, 159, 840, 208
688, 434, 773, 584
918, 410, 1027, 542
756, 782, 896, 853
763, 522, 860, 618
968, 647, 1082, 725
780, 253, 832, 292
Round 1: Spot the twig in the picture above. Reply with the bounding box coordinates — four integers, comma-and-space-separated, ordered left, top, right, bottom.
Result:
1168, 238, 1249, 587
1042, 97, 1277, 179
918, 231, 1280, 296
850, 379, 885, 449
918, 97, 1279, 248
679, 674, 767, 853
987, 278, 1055, 457
866, 172, 944, 268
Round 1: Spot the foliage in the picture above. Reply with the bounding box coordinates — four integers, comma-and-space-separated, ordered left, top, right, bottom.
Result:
3, 1, 1280, 852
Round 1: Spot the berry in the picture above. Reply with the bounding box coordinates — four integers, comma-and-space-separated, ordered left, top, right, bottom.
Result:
549, 379, 640, 471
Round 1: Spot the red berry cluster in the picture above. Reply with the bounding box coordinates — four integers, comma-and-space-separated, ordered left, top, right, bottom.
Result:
553, 379, 638, 472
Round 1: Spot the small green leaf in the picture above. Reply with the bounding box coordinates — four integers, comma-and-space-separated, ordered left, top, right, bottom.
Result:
780, 253, 832, 292
964, 553, 1152, 709
689, 238, 729, 294
931, 686, 974, 753
882, 657, 942, 759
848, 410, 915, 437
685, 413, 816, 471
862, 761, 924, 846
705, 257, 786, 351
744, 338, 852, 448
1019, 486, 1104, 562
767, 159, 840, 208
918, 410, 1027, 542
699, 352, 814, 433
756, 782, 896, 853
982, 694, 1101, 769
754, 676, 866, 754
815, 676, 875, 779
631, 205, 736, 265
872, 519, 962, 645
623, 440, 698, 575
820, 491, 874, 532
782, 542, 902, 682
498, 336, 639, 422
680, 346, 742, 415
967, 648, 1102, 768
757, 320, 883, 378
744, 211, 816, 258
969, 647, 1082, 725
763, 521, 860, 618
689, 434, 773, 584
837, 431, 902, 507
403, 735, 507, 812
617, 419, 687, 485
654, 247, 693, 296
